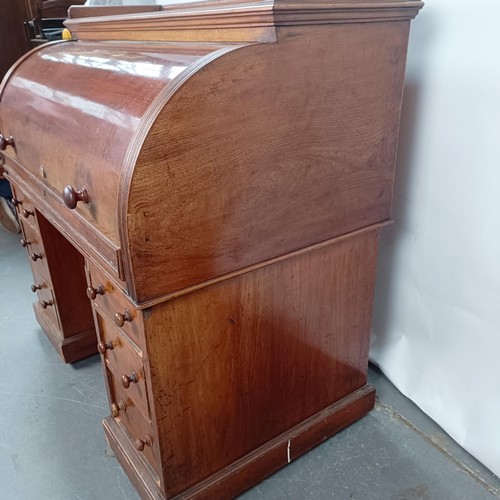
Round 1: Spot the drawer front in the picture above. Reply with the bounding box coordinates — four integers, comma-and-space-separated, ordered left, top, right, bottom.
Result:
86, 260, 143, 347
96, 310, 149, 420
11, 184, 39, 231
21, 221, 52, 282
2, 125, 119, 242
29, 262, 52, 297
34, 286, 60, 330
107, 370, 160, 477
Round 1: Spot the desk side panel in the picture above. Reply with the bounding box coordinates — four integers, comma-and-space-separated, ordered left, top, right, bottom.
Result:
126, 21, 410, 302
144, 227, 379, 496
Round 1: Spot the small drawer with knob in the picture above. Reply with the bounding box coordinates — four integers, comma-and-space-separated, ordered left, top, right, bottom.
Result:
21, 222, 51, 281
33, 286, 60, 331
11, 194, 38, 230
19, 217, 40, 250
95, 307, 150, 420
8, 183, 38, 231
28, 264, 50, 297
86, 260, 143, 347
106, 369, 161, 477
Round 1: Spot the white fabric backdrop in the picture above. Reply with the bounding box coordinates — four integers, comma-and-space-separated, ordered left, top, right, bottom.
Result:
370, 0, 500, 478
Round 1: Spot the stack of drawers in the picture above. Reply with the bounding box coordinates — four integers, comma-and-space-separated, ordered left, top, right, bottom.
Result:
13, 187, 57, 328
11, 183, 96, 363
85, 260, 161, 480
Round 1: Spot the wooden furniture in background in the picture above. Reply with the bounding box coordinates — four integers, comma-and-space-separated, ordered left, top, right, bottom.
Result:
68, 4, 163, 18
0, 1, 423, 498
23, 0, 86, 47
0, 0, 30, 79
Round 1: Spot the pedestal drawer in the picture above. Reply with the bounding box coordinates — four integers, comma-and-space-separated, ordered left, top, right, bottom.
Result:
34, 286, 60, 330
95, 308, 150, 420
11, 184, 39, 232
21, 221, 52, 282
107, 370, 160, 478
86, 260, 144, 348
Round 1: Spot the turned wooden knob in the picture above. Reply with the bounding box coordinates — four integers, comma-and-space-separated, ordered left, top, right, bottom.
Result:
121, 372, 138, 389
11, 198, 22, 207
0, 134, 15, 151
97, 341, 113, 355
111, 400, 126, 417
20, 238, 31, 247
134, 435, 153, 452
22, 208, 34, 218
31, 283, 42, 292
40, 299, 53, 309
86, 285, 104, 300
114, 310, 132, 327
31, 252, 43, 261
63, 185, 89, 209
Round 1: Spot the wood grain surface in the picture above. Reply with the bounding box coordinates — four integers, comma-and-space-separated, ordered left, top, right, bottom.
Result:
0, 41, 228, 242
65, 0, 423, 43
125, 21, 409, 301
144, 228, 379, 495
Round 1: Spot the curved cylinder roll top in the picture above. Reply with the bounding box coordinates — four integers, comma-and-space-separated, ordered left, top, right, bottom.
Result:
0, 40, 236, 244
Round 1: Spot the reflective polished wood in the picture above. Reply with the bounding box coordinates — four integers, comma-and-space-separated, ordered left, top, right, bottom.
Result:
0, 1, 422, 498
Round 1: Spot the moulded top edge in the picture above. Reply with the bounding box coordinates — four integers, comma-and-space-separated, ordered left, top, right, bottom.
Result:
65, 0, 424, 41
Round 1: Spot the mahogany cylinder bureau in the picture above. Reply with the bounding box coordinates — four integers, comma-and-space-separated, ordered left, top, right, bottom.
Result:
0, 1, 422, 498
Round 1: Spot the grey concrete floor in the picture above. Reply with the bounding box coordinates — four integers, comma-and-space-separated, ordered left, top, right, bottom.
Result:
1, 226, 499, 500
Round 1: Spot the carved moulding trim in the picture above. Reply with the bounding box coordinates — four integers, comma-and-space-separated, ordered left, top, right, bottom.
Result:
65, 0, 424, 42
